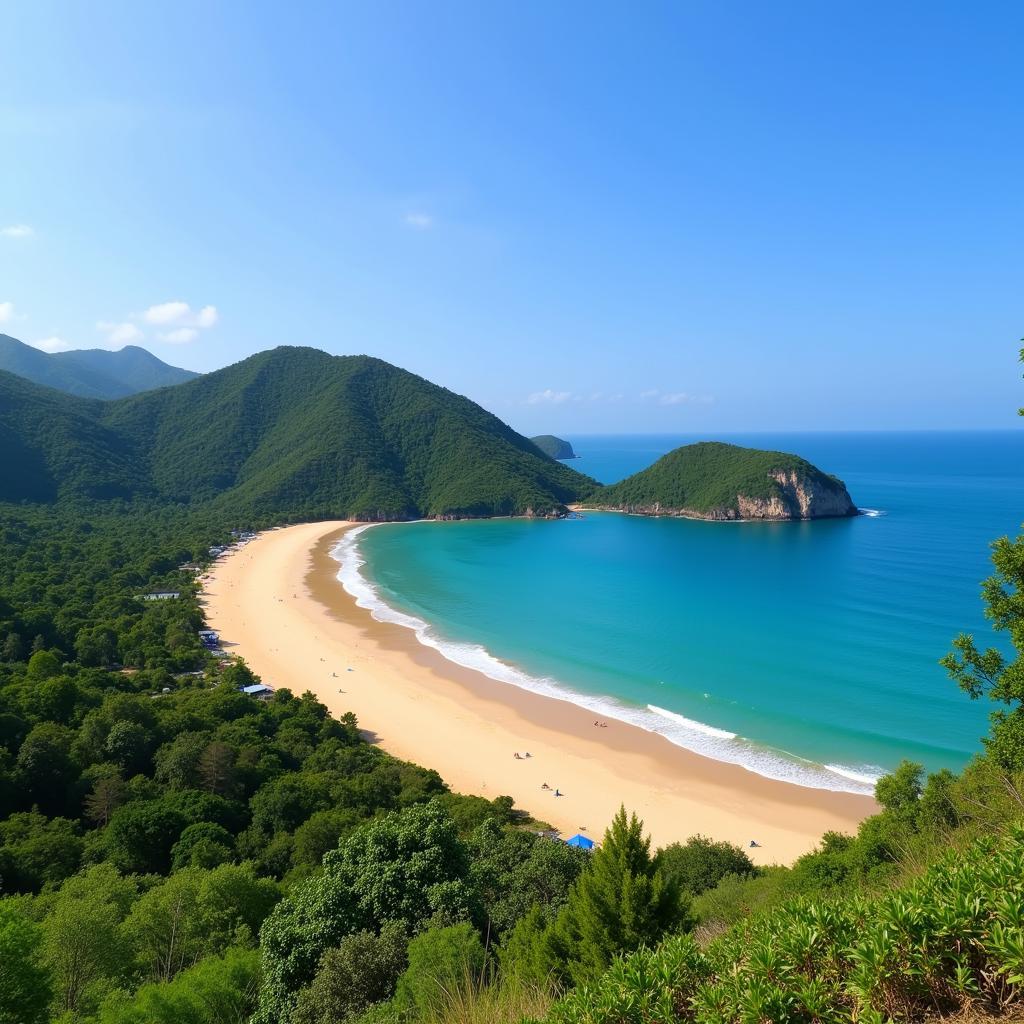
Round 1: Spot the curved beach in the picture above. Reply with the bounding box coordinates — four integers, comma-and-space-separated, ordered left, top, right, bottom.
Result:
202, 521, 876, 863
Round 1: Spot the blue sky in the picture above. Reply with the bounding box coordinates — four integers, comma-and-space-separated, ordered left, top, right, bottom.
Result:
1, 2, 1021, 432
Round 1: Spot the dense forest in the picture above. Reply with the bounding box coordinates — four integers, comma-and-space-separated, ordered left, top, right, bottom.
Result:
0, 352, 1021, 1023
0, 347, 596, 519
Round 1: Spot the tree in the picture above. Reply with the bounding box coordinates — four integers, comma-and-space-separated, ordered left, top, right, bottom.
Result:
84, 774, 127, 827
942, 346, 1024, 772
74, 624, 118, 667
104, 800, 188, 874
0, 902, 51, 1024
655, 835, 755, 896
171, 821, 234, 870
0, 810, 83, 892
104, 720, 151, 775
199, 740, 236, 796
41, 864, 137, 1015
393, 923, 486, 1020
14, 722, 77, 813
292, 922, 408, 1024
26, 649, 60, 680
257, 802, 474, 1024
541, 806, 687, 987
2, 632, 23, 662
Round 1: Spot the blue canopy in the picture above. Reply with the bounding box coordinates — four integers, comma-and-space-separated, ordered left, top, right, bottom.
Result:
565, 834, 594, 849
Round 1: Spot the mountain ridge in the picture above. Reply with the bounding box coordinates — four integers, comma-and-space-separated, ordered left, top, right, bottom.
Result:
0, 333, 199, 399
0, 346, 597, 519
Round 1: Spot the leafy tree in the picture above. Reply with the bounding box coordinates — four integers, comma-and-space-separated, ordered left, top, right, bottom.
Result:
105, 800, 188, 874
539, 807, 687, 988
26, 649, 60, 680
941, 346, 1024, 773
0, 810, 83, 892
0, 901, 51, 1024
171, 822, 235, 870
654, 835, 755, 897
40, 864, 137, 1015
292, 922, 408, 1024
393, 922, 486, 1020
94, 946, 260, 1024
257, 801, 474, 1024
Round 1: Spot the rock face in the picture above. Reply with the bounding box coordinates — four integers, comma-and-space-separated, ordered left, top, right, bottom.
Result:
585, 441, 858, 521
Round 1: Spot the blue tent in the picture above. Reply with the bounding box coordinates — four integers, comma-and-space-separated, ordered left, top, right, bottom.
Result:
565, 834, 594, 850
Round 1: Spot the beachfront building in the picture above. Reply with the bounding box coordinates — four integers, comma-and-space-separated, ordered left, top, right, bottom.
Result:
139, 591, 181, 601
565, 834, 595, 850
241, 683, 274, 701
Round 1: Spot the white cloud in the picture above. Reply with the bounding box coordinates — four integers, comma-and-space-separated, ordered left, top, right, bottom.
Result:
143, 301, 192, 325
527, 388, 573, 405
1, 224, 34, 239
404, 212, 434, 229
138, 300, 218, 342
0, 301, 14, 323
195, 304, 218, 328
159, 327, 198, 344
97, 320, 144, 345
639, 389, 660, 400
31, 336, 71, 353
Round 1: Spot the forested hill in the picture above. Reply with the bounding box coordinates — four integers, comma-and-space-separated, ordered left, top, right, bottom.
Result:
0, 347, 596, 519
0, 333, 198, 398
588, 441, 857, 520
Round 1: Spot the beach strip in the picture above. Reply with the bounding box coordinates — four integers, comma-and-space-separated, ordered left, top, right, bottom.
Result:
201, 521, 876, 863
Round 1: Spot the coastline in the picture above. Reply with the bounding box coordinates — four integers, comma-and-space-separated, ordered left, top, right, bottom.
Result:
201, 521, 877, 863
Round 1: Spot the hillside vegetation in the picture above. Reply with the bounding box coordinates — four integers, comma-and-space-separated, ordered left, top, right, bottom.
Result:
0, 334, 197, 398
0, 347, 596, 519
588, 441, 856, 520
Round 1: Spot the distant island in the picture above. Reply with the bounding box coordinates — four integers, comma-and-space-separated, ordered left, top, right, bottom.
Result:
584, 441, 857, 521
530, 434, 578, 460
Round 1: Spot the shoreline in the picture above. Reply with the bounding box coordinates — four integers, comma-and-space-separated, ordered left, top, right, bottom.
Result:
202, 521, 877, 863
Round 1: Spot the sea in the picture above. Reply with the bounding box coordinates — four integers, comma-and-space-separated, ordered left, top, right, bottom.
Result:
333, 431, 1024, 795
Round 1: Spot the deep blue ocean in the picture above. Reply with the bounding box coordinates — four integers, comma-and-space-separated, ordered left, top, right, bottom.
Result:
335, 432, 1024, 793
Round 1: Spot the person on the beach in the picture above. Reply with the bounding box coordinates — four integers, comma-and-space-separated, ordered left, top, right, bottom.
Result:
555, 789, 562, 797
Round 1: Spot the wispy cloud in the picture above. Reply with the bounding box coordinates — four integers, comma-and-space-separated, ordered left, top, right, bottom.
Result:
1, 224, 34, 239
97, 321, 144, 346
640, 388, 713, 406
527, 388, 573, 404
0, 301, 15, 323
404, 212, 434, 230
160, 327, 198, 344
31, 336, 71, 353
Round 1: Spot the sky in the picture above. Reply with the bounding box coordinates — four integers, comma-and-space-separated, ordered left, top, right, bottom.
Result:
1, 1, 1021, 433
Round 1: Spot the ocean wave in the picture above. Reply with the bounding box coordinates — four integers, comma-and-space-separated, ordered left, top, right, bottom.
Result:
859, 508, 887, 517
331, 526, 880, 796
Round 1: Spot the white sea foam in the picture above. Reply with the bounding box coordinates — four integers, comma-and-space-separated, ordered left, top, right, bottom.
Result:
859, 508, 887, 518
647, 704, 737, 740
332, 525, 881, 796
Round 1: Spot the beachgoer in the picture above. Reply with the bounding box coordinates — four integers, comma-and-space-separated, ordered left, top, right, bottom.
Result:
541, 783, 550, 789
554, 789, 562, 797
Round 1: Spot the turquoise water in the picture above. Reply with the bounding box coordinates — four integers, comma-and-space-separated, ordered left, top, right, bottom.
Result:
336, 431, 1024, 794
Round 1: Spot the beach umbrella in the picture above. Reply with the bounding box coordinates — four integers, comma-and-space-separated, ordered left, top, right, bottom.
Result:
565, 834, 594, 850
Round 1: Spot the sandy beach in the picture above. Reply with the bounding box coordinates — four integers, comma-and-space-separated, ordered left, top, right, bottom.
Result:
202, 521, 876, 863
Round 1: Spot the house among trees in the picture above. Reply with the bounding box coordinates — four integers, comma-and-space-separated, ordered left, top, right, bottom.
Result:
139, 590, 180, 601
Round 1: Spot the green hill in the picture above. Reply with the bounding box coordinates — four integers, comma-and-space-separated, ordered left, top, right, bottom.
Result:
0, 347, 596, 518
530, 435, 578, 460
0, 333, 198, 398
588, 441, 857, 520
